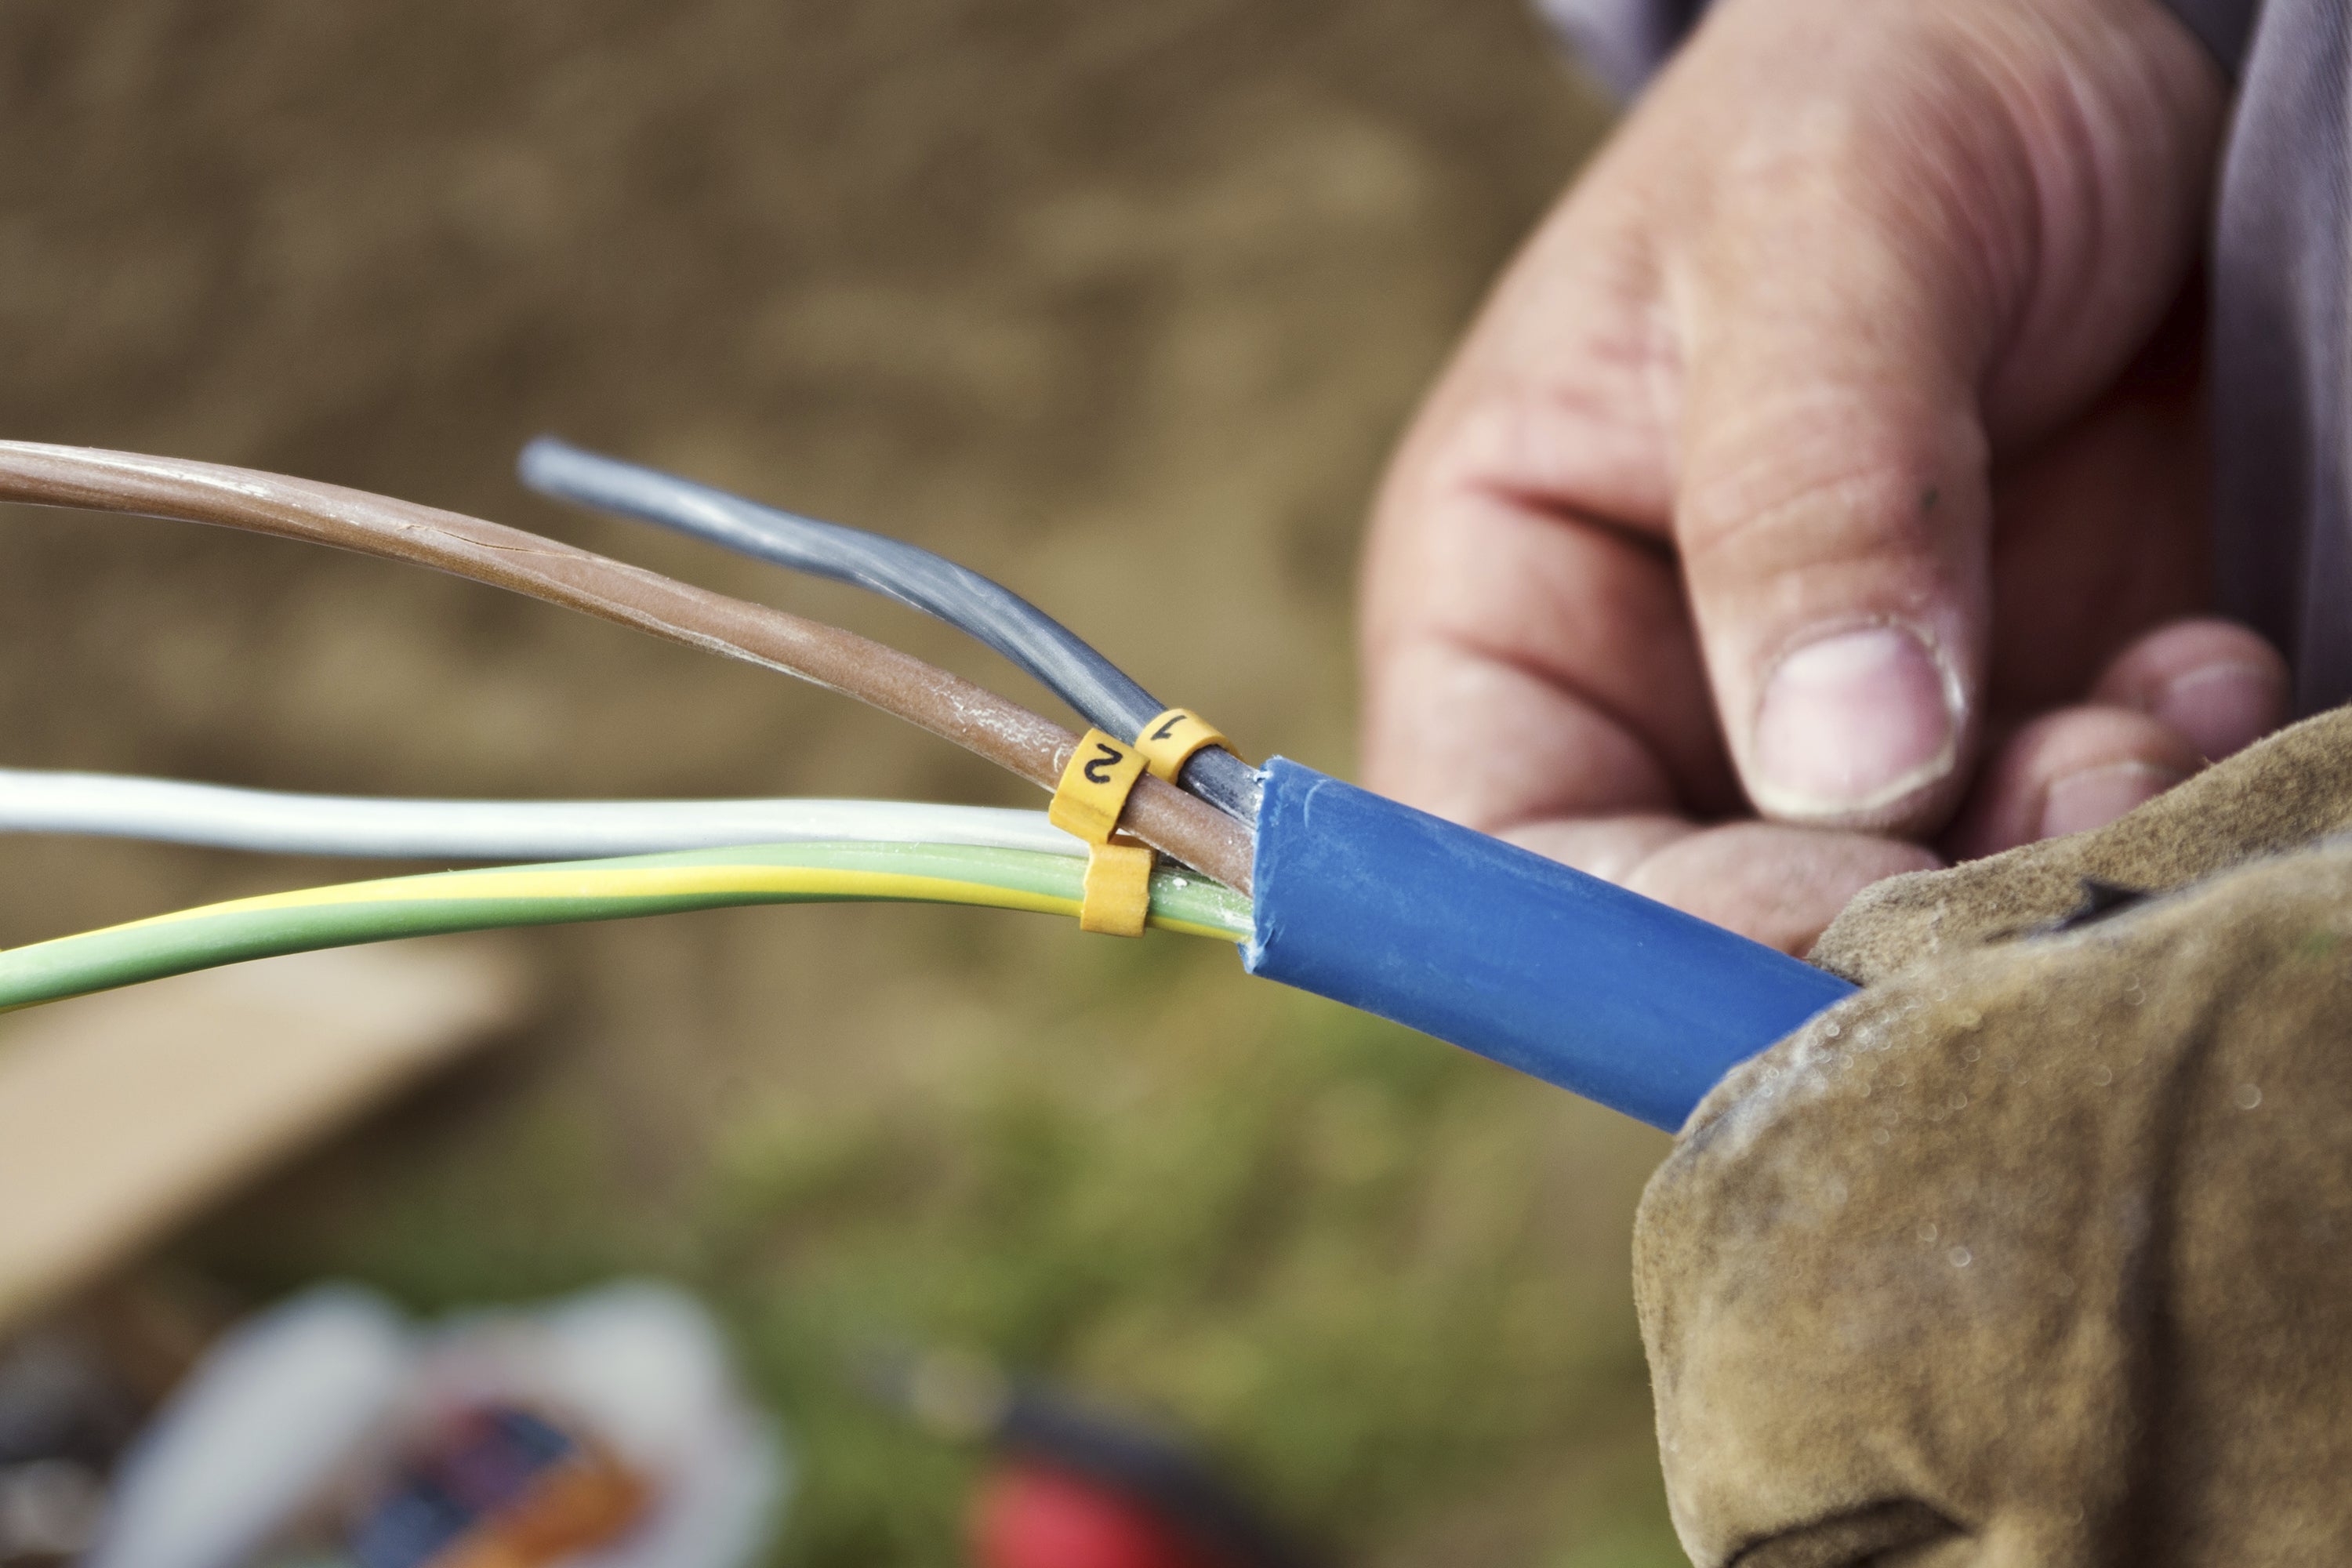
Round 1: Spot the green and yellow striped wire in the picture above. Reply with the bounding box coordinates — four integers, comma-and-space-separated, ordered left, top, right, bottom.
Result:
0, 841, 1254, 1012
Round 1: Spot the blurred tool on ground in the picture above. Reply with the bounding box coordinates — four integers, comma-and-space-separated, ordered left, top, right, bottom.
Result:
875, 1346, 1321, 1568
88, 1281, 783, 1568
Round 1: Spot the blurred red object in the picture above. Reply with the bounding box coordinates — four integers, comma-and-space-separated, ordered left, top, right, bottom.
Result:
971, 1464, 1226, 1568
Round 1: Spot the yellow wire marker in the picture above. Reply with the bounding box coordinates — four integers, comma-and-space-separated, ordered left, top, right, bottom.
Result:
1049, 728, 1156, 936
1132, 706, 1232, 784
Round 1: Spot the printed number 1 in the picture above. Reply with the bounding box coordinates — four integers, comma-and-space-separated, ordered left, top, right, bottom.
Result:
1083, 742, 1125, 786
1150, 713, 1184, 742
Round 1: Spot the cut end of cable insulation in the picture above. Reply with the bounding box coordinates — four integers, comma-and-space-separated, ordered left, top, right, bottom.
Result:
1240, 760, 1854, 1130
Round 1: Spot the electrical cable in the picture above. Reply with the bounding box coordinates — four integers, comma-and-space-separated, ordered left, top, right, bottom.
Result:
0, 728, 1857, 1132
0, 768, 1087, 861
516, 437, 1265, 823
0, 841, 1254, 1012
0, 445, 1854, 1126
0, 441, 1251, 892
1243, 759, 1855, 1131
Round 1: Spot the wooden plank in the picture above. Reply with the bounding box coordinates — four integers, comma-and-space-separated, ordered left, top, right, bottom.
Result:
0, 940, 530, 1332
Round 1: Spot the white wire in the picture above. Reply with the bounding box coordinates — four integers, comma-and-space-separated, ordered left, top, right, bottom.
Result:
0, 768, 1083, 861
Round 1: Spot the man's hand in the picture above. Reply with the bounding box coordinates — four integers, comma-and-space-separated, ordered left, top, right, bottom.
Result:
1361, 0, 2286, 952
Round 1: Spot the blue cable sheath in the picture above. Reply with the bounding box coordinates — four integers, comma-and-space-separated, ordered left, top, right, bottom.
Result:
516, 438, 1262, 823
1241, 760, 1855, 1130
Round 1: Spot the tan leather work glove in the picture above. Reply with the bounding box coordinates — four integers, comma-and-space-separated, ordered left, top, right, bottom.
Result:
1635, 707, 2352, 1566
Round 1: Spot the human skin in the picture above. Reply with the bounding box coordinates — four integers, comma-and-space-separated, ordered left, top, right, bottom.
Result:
1360, 0, 2288, 953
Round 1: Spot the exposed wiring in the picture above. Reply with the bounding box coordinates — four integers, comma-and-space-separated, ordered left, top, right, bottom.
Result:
0, 442, 1252, 892
0, 768, 1086, 861
517, 438, 1265, 824
0, 445, 1855, 1126
0, 841, 1254, 1012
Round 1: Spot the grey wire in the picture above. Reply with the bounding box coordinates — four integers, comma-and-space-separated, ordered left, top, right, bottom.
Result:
0, 768, 1083, 860
517, 437, 1263, 825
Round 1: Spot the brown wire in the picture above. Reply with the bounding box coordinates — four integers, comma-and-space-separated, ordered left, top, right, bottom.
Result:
0, 442, 1254, 894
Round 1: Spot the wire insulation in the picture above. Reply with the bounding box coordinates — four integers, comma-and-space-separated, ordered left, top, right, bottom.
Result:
0, 769, 1084, 861
517, 438, 1264, 822
0, 841, 1253, 1011
1244, 759, 1853, 1130
0, 442, 1251, 891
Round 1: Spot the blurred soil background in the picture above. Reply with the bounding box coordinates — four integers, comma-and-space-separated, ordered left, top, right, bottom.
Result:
0, 4, 1680, 1563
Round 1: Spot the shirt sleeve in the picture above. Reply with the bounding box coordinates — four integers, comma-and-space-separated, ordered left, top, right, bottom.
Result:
1529, 0, 1705, 100
1533, 0, 2259, 100
2167, 0, 2262, 75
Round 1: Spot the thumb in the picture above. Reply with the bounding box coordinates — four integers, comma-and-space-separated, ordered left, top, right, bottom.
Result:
1660, 0, 2219, 835
1673, 177, 1991, 835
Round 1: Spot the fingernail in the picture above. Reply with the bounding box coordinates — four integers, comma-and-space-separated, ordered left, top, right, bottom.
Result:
2038, 761, 2187, 840
1752, 626, 1957, 815
2146, 661, 2279, 760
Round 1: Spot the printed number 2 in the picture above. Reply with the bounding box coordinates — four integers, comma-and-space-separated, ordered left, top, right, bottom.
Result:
1083, 742, 1126, 786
